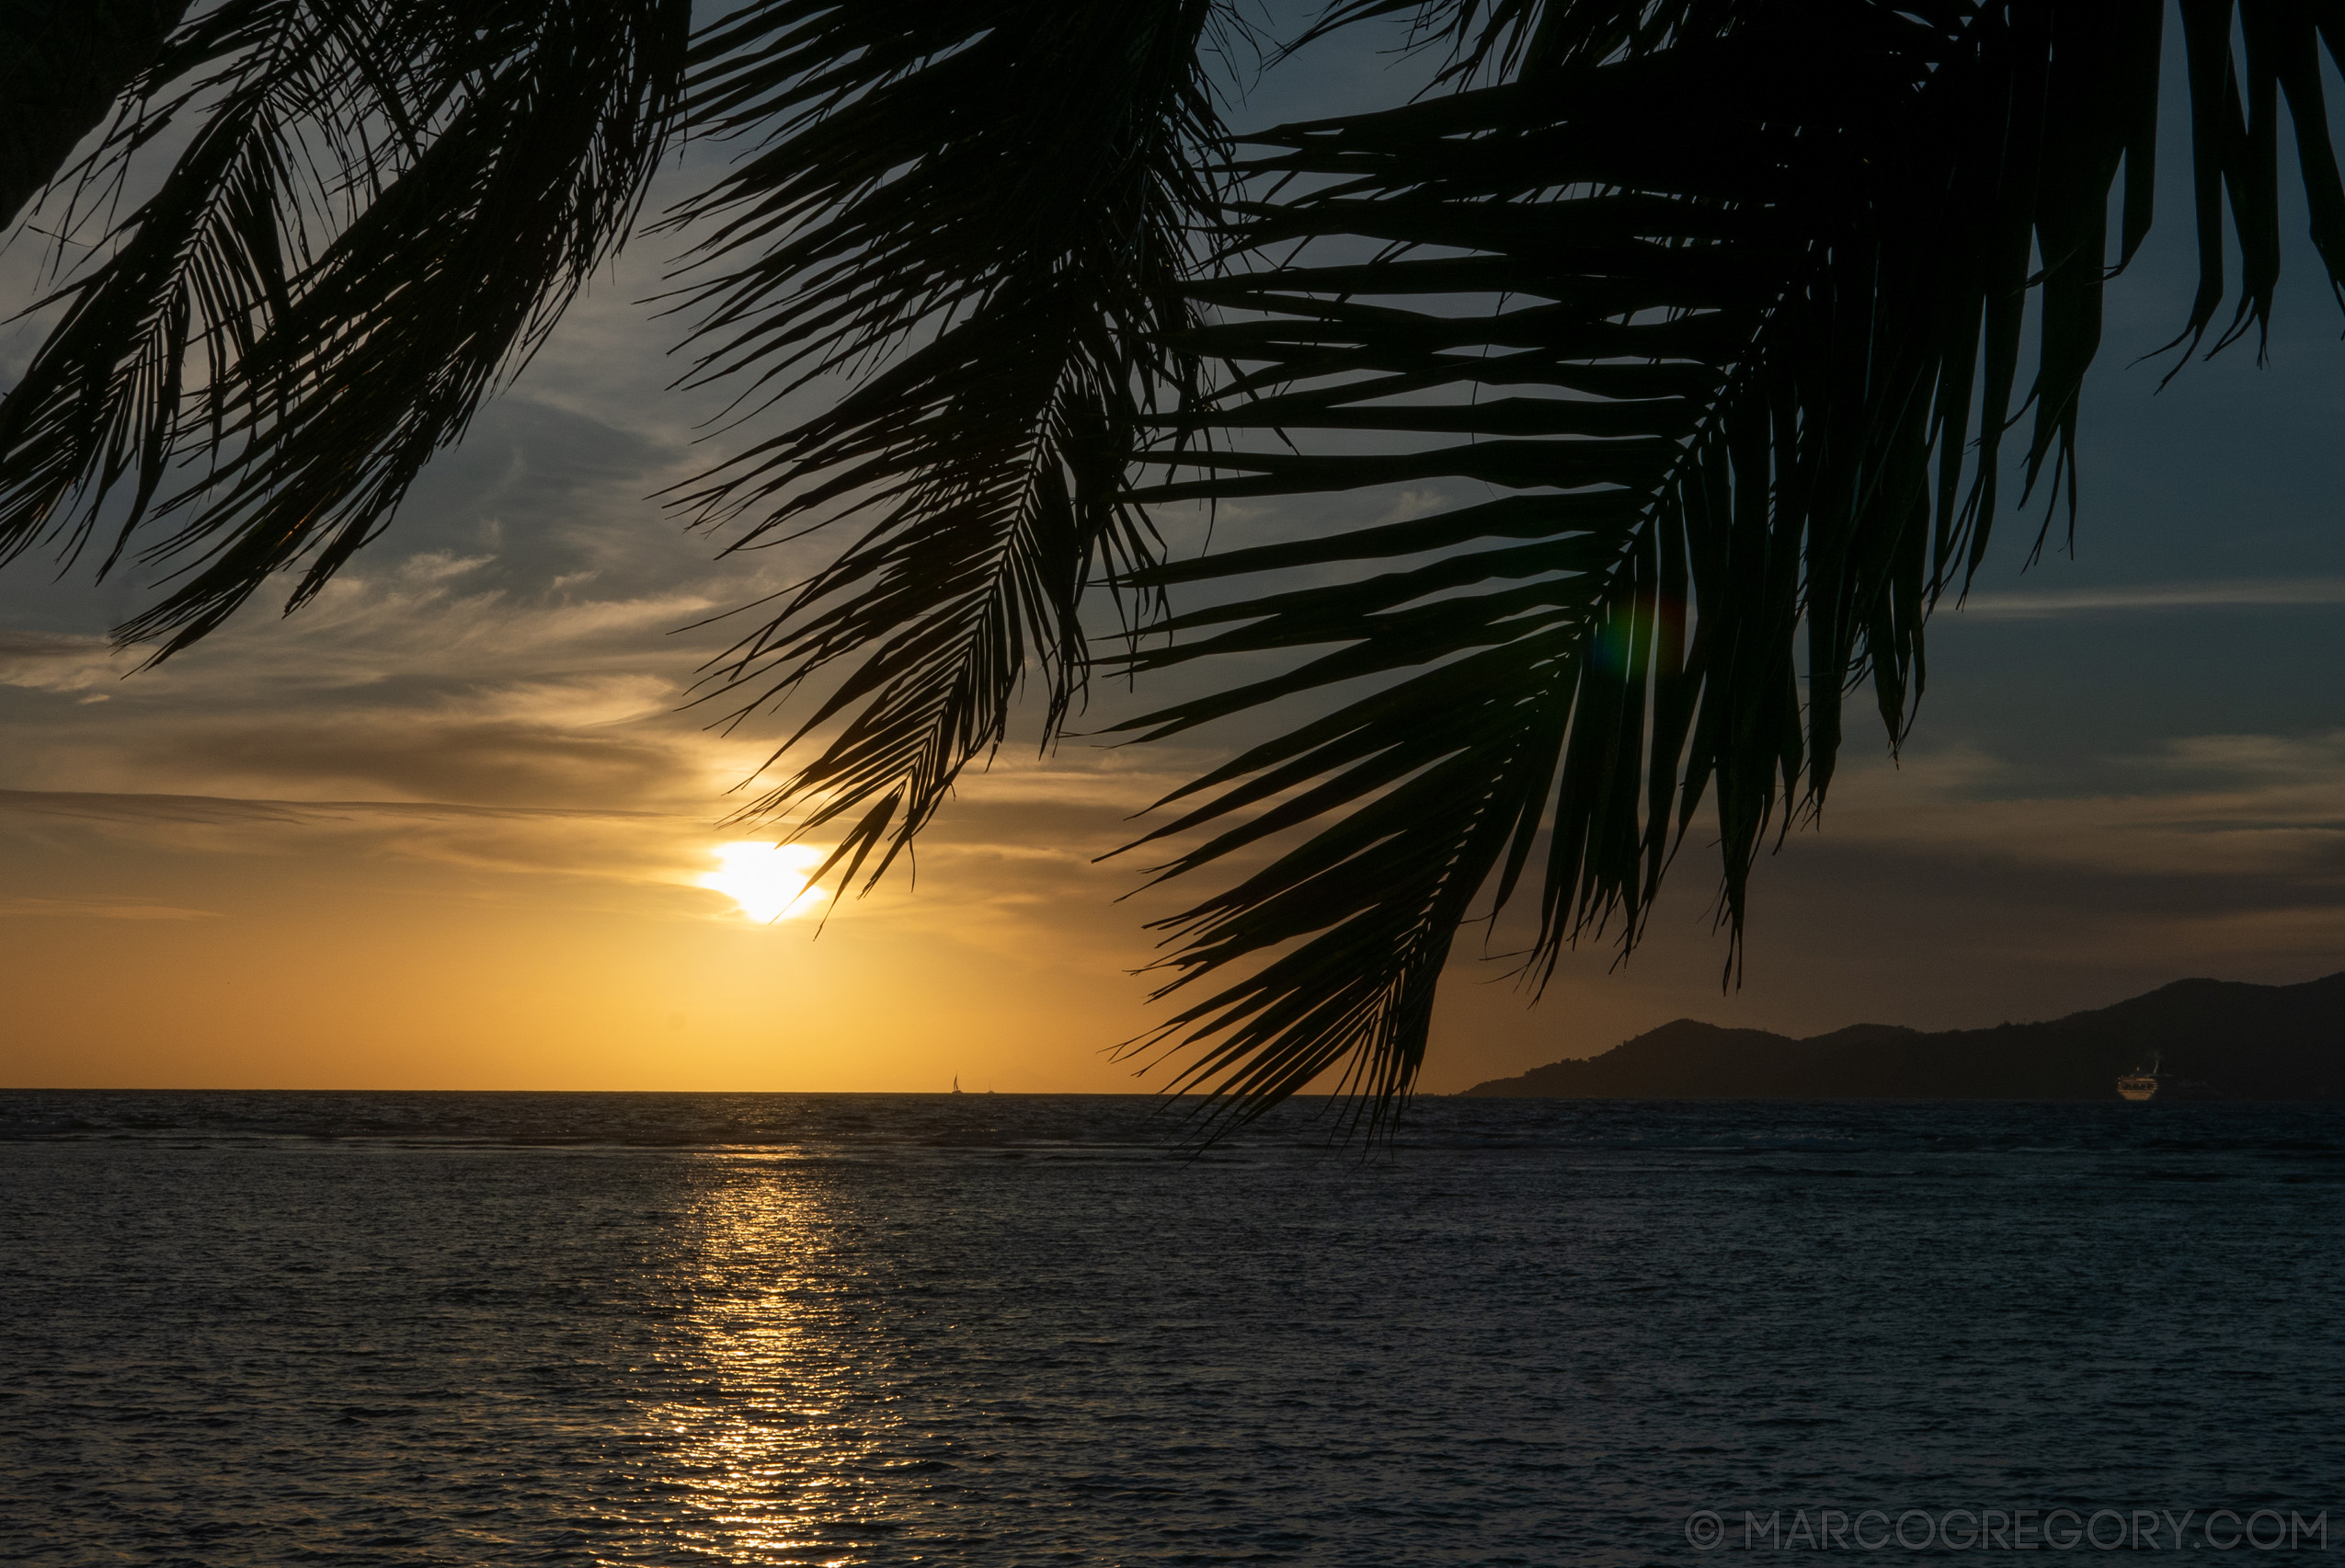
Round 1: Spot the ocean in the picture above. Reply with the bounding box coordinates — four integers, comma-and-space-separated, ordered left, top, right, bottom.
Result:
5, 1092, 2340, 1563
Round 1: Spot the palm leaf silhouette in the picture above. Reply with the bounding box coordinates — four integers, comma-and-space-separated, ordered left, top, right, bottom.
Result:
0, 0, 691, 651
1107, 2, 2345, 1126
664, 0, 1232, 894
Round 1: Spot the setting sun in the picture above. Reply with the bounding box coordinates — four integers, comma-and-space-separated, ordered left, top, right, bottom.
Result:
698, 841, 829, 923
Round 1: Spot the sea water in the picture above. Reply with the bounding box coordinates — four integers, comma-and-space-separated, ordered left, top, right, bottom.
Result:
4, 1092, 2340, 1563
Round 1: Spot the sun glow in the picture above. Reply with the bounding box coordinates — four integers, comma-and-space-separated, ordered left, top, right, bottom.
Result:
699, 842, 829, 924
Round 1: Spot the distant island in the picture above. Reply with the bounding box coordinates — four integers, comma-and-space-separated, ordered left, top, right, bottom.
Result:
1461, 973, 2345, 1100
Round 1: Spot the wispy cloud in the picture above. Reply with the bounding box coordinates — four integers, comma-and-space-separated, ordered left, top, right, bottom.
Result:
0, 894, 220, 921
1958, 577, 2345, 617
1817, 732, 2345, 883
0, 786, 713, 891
0, 787, 668, 828
0, 630, 141, 695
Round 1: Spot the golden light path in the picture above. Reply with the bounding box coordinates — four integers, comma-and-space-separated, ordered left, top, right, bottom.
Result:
623, 1175, 884, 1562
699, 842, 829, 923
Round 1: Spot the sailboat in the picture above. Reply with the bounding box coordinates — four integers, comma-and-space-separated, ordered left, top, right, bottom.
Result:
952, 1076, 964, 1095
2117, 1051, 2161, 1102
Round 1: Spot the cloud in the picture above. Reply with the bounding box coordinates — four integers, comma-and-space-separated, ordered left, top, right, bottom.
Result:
0, 630, 141, 694
2152, 730, 2345, 781
122, 556, 734, 702
0, 789, 323, 829
0, 785, 673, 840
0, 784, 701, 884
0, 894, 220, 921
1958, 577, 2345, 617
0, 507, 786, 808
1816, 733, 2345, 885
154, 716, 698, 807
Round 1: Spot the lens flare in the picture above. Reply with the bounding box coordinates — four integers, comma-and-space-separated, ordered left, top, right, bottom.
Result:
1590, 593, 1689, 674
698, 842, 828, 924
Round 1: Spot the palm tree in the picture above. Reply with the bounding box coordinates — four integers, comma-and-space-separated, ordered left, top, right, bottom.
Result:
6, 1, 2342, 1123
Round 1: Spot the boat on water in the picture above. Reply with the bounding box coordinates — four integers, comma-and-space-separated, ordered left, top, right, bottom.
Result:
2118, 1051, 2161, 1102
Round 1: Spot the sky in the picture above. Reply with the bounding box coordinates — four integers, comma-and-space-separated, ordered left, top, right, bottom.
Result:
3, 17, 2344, 1093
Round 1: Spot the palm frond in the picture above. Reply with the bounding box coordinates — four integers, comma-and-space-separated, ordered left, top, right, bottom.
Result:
668, 0, 1233, 891
1113, 0, 2345, 1125
0, 0, 691, 655
0, 0, 191, 230
1290, 0, 1722, 85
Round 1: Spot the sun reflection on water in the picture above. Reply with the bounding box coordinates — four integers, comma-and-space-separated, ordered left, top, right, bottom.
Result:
630, 1167, 886, 1565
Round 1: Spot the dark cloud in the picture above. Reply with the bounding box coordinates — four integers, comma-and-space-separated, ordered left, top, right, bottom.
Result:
0, 787, 665, 829
0, 788, 319, 828
0, 785, 715, 908
151, 720, 695, 808
0, 630, 110, 658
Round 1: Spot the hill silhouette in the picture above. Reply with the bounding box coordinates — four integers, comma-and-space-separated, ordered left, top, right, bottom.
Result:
1461, 973, 2345, 1100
